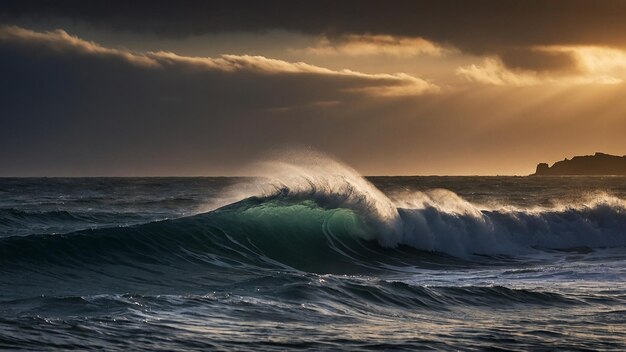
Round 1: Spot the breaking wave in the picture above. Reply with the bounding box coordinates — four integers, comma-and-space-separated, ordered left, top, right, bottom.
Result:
2, 152, 626, 276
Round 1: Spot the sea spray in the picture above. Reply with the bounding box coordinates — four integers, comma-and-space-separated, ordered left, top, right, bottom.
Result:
198, 150, 404, 245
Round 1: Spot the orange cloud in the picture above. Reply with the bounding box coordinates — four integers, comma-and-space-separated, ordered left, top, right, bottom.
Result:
0, 26, 439, 97
299, 34, 444, 57
456, 55, 624, 87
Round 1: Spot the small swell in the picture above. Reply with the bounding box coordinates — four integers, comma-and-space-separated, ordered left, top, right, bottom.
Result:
0, 207, 148, 237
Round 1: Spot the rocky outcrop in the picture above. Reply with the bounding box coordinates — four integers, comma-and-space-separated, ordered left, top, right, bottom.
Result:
533, 152, 626, 175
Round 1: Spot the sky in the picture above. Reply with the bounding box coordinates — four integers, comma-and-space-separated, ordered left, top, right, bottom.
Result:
1, 0, 626, 176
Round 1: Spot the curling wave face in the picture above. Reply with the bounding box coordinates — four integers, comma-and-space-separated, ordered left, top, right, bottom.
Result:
2, 155, 626, 277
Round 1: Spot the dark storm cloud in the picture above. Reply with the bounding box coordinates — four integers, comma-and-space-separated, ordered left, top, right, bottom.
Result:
499, 48, 582, 74
0, 26, 434, 175
3, 0, 626, 72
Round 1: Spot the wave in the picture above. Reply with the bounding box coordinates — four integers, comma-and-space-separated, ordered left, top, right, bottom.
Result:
0, 197, 460, 276
0, 207, 149, 237
0, 208, 147, 224
0, 281, 583, 317
394, 190, 626, 256
1, 152, 626, 275
0, 208, 86, 225
204, 153, 626, 258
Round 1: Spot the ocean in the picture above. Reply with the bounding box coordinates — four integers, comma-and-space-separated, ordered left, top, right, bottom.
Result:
2, 159, 626, 350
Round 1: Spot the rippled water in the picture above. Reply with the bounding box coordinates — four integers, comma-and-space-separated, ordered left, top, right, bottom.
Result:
1, 171, 626, 350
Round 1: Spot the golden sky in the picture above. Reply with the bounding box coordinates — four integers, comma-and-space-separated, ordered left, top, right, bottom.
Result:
1, 1, 626, 175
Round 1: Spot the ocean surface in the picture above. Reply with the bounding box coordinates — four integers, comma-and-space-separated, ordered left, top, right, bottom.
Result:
2, 160, 626, 350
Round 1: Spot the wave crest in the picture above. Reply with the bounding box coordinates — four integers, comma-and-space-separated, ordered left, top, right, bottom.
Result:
3, 153, 626, 274
202, 151, 403, 245
203, 153, 626, 257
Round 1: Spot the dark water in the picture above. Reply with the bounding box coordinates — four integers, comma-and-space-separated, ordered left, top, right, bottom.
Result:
1, 172, 626, 350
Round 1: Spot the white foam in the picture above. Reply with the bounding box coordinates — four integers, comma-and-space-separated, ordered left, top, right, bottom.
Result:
202, 151, 626, 257
394, 191, 626, 256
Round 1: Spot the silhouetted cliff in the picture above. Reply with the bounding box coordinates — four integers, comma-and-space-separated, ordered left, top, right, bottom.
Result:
533, 152, 626, 175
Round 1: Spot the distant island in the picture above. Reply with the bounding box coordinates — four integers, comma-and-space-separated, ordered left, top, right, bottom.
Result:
533, 152, 626, 175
